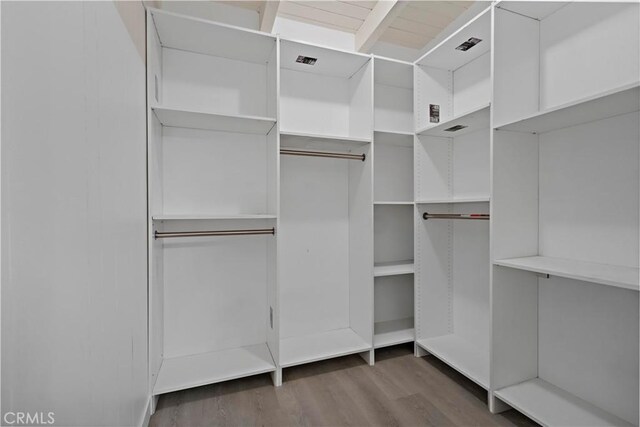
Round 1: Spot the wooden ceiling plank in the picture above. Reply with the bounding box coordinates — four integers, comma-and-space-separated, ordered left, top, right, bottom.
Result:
355, 0, 409, 52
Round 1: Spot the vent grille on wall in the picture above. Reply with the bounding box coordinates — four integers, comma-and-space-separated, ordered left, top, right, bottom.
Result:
296, 55, 317, 65
445, 125, 468, 132
455, 37, 482, 51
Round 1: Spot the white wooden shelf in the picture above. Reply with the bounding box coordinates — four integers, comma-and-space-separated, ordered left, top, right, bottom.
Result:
495, 82, 640, 134
417, 104, 490, 137
374, 129, 414, 137
153, 214, 276, 221
417, 334, 489, 389
416, 197, 489, 204
279, 328, 370, 368
152, 107, 276, 135
374, 201, 414, 205
280, 131, 371, 149
149, 8, 276, 64
153, 343, 276, 395
415, 7, 491, 70
494, 256, 639, 291
495, 378, 634, 427
374, 317, 414, 349
374, 260, 414, 277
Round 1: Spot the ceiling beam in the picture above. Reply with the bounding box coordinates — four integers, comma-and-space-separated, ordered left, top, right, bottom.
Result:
259, 0, 280, 33
355, 0, 408, 52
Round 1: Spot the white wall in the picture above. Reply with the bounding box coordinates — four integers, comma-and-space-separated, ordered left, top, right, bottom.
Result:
1, 2, 148, 426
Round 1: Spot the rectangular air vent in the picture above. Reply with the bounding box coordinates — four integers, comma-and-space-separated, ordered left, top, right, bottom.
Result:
455, 37, 482, 51
445, 125, 468, 132
296, 55, 317, 65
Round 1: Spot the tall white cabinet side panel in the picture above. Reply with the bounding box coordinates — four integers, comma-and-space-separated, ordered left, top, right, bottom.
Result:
1, 2, 148, 425
538, 277, 639, 425
538, 112, 639, 267
540, 2, 640, 110
279, 156, 351, 338
452, 129, 490, 199
452, 52, 491, 115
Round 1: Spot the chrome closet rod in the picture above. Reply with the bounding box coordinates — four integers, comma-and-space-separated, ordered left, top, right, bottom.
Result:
281, 148, 365, 161
423, 213, 489, 220
155, 228, 275, 239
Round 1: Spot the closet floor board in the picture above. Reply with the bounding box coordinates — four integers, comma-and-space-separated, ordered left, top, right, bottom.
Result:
374, 260, 415, 277
150, 345, 536, 427
153, 343, 276, 395
280, 328, 370, 368
416, 334, 489, 389
494, 256, 639, 291
495, 378, 633, 427
374, 317, 414, 348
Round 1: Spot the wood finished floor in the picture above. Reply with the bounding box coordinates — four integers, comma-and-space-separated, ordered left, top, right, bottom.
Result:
149, 344, 538, 427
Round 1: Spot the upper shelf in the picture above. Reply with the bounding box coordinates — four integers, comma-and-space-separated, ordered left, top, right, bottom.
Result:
416, 197, 489, 204
149, 8, 276, 64
152, 107, 276, 135
494, 256, 639, 292
417, 104, 490, 137
280, 131, 371, 150
281, 39, 370, 79
415, 7, 491, 71
153, 214, 276, 221
496, 82, 640, 134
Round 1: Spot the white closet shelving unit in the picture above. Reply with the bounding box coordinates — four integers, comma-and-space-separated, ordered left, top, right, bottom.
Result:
413, 7, 492, 391
146, 9, 279, 398
372, 57, 415, 350
277, 39, 374, 381
491, 2, 639, 426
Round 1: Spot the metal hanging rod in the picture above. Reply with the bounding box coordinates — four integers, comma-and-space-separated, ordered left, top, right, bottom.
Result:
155, 228, 275, 239
423, 213, 489, 220
281, 148, 365, 161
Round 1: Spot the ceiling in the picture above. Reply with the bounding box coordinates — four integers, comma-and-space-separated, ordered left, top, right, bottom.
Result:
224, 1, 475, 51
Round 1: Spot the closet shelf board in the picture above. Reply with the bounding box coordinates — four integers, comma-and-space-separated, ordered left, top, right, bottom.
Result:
416, 104, 490, 137
495, 82, 640, 134
374, 129, 414, 137
416, 334, 489, 389
415, 7, 491, 70
153, 343, 276, 395
494, 256, 639, 291
279, 328, 371, 368
374, 317, 414, 349
416, 197, 489, 204
152, 107, 276, 135
495, 378, 634, 427
374, 201, 414, 205
374, 260, 415, 277
280, 131, 371, 148
153, 214, 277, 221
149, 8, 276, 64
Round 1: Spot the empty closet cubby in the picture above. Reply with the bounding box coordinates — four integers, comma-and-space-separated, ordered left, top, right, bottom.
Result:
491, 2, 639, 425
413, 6, 492, 391
147, 9, 279, 397
278, 41, 374, 375
372, 57, 415, 350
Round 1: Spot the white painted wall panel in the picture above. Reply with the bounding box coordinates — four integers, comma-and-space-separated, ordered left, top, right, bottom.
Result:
1, 2, 147, 425
453, 52, 491, 115
374, 276, 414, 323
374, 84, 413, 134
453, 129, 490, 199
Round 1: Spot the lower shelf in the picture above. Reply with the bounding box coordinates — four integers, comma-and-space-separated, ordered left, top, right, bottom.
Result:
280, 328, 371, 368
495, 378, 633, 427
374, 317, 414, 348
416, 334, 489, 388
374, 260, 415, 277
153, 343, 276, 395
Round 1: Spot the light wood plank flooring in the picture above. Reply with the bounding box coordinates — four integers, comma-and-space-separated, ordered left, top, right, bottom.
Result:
150, 344, 537, 427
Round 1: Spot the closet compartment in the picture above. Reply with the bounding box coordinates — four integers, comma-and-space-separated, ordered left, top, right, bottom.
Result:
373, 205, 414, 349
414, 7, 491, 138
280, 40, 372, 142
279, 134, 374, 374
491, 3, 639, 425
374, 57, 413, 135
147, 9, 279, 397
413, 4, 491, 389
